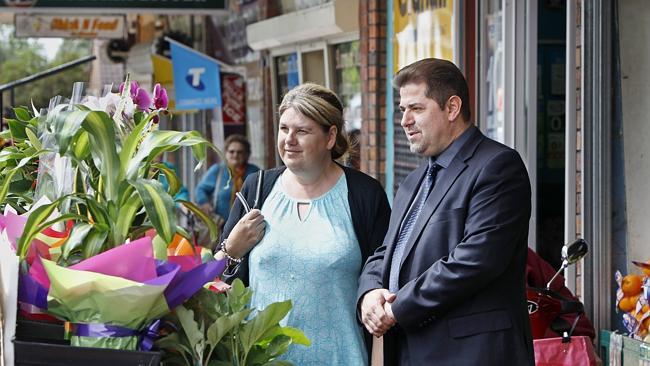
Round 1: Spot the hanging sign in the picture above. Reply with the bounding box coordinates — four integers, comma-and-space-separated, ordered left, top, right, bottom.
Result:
1, 0, 226, 12
393, 0, 456, 72
221, 74, 246, 125
15, 14, 125, 39
169, 40, 222, 111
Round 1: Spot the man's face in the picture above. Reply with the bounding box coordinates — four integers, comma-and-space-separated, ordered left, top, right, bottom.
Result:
399, 82, 454, 157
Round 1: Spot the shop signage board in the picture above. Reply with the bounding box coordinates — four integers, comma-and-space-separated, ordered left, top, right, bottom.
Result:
221, 74, 245, 125
14, 14, 125, 39
169, 40, 222, 111
393, 0, 456, 72
0, 0, 226, 13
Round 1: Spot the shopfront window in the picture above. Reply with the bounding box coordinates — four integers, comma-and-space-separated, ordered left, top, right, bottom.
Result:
483, 0, 505, 143
274, 53, 299, 99
332, 41, 361, 132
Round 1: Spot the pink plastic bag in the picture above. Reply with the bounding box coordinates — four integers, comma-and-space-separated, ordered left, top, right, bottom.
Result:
534, 336, 602, 366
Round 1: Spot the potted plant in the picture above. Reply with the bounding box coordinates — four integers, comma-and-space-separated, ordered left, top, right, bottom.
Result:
156, 279, 310, 366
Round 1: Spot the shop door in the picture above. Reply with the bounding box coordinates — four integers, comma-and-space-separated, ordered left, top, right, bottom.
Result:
479, 0, 570, 269
535, 0, 567, 269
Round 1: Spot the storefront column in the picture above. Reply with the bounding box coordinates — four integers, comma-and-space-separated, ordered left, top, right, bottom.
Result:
359, 0, 387, 184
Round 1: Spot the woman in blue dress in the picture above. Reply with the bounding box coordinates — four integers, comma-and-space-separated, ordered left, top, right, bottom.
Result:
215, 83, 391, 365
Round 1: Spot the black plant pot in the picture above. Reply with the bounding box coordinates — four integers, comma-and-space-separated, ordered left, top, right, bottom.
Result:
13, 340, 162, 366
15, 318, 68, 344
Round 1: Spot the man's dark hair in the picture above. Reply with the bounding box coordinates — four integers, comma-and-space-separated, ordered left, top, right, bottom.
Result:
393, 58, 471, 122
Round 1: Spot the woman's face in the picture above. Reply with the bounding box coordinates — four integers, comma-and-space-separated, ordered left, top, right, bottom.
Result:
278, 107, 336, 174
225, 141, 248, 168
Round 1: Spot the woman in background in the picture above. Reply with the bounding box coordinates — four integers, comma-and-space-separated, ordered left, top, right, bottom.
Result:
194, 134, 259, 228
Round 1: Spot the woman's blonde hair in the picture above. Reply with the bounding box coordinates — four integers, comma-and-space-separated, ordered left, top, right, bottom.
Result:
278, 83, 349, 159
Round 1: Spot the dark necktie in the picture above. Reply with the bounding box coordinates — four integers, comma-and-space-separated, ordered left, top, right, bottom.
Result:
388, 163, 440, 293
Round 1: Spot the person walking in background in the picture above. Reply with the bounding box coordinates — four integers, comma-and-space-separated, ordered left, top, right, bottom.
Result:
194, 134, 259, 230
357, 58, 534, 365
216, 83, 391, 365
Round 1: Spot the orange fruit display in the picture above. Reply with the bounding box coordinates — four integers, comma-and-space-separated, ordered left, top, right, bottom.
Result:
619, 296, 639, 313
621, 275, 644, 296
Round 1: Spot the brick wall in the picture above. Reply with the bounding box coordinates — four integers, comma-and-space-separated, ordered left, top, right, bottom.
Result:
359, 0, 387, 184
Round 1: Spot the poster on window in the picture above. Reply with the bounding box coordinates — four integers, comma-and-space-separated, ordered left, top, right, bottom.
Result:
393, 0, 456, 72
221, 74, 246, 125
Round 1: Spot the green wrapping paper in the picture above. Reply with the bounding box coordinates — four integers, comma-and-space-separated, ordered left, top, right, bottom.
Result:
40, 258, 171, 350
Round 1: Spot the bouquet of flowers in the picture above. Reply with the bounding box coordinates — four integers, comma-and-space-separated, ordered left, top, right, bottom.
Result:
0, 77, 225, 356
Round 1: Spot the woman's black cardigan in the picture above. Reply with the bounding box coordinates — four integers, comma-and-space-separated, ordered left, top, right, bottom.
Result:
220, 164, 391, 286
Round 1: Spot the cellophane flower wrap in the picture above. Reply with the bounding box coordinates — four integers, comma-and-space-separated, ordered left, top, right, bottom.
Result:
1, 77, 225, 351
27, 237, 226, 350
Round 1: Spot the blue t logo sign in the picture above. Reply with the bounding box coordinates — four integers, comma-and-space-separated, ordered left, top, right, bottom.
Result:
186, 67, 206, 90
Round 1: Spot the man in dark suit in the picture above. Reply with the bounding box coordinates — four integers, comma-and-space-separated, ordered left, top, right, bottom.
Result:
358, 58, 534, 365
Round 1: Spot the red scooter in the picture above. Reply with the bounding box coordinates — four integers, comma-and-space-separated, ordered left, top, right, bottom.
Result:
527, 238, 589, 339
527, 239, 601, 365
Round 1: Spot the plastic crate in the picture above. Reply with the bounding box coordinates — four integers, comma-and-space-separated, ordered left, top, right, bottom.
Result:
13, 340, 161, 366
600, 329, 650, 365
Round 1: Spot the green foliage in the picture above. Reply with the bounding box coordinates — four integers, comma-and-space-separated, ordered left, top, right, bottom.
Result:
0, 107, 45, 212
7, 80, 219, 262
156, 279, 310, 366
0, 25, 91, 110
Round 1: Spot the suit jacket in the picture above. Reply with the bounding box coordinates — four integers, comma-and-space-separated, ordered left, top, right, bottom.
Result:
358, 126, 535, 365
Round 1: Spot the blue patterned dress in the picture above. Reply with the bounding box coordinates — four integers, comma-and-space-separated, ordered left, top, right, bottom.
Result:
248, 173, 368, 365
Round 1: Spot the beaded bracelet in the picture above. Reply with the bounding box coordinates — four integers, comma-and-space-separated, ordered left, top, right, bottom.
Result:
219, 239, 242, 265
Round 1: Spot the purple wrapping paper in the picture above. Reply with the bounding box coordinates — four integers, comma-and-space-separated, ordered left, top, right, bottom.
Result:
164, 259, 227, 309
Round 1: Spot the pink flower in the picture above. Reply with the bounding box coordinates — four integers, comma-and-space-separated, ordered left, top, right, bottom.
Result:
119, 81, 152, 111
152, 84, 168, 110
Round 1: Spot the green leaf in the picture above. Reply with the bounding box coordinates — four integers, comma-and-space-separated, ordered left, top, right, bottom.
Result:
227, 279, 253, 313
72, 131, 91, 161
7, 119, 29, 140
126, 130, 215, 180
206, 309, 252, 349
113, 190, 142, 246
265, 335, 292, 359
119, 117, 148, 170
152, 234, 167, 260
84, 197, 110, 226
24, 128, 42, 151
60, 223, 92, 261
81, 224, 109, 259
130, 179, 177, 244
152, 162, 181, 197
81, 111, 122, 202
0, 168, 20, 206
18, 209, 87, 259
256, 326, 310, 348
175, 306, 205, 362
239, 300, 293, 355
52, 110, 91, 155
13, 107, 31, 122
178, 200, 219, 242
277, 327, 310, 346
17, 198, 66, 258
